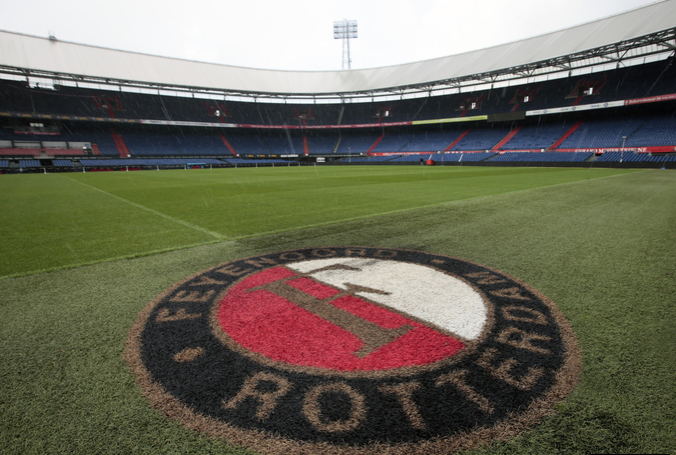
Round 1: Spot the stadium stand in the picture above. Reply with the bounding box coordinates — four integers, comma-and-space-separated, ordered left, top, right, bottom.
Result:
371, 132, 417, 153
459, 152, 499, 162
556, 117, 647, 149
1, 58, 675, 127
594, 151, 676, 163
400, 130, 467, 152
450, 128, 512, 152
224, 133, 272, 155
345, 155, 400, 163
390, 154, 436, 163
389, 153, 495, 163
221, 158, 291, 166
500, 124, 573, 151
623, 114, 676, 147
52, 159, 74, 167
19, 159, 41, 168
79, 158, 224, 167
1, 38, 675, 169
121, 131, 179, 156
335, 133, 383, 155
489, 152, 594, 162
172, 132, 233, 155
258, 132, 305, 156
306, 134, 340, 155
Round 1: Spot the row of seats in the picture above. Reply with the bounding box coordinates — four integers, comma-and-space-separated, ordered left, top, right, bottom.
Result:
502, 124, 572, 150
490, 152, 594, 162
345, 155, 398, 162
222, 158, 290, 165
2, 113, 674, 157
349, 151, 672, 164
79, 158, 224, 167
19, 159, 41, 168
53, 159, 75, 166
8, 157, 296, 168
1, 58, 674, 126
6, 151, 674, 170
594, 152, 676, 162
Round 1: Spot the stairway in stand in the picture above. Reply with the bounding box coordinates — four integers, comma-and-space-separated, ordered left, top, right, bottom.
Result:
110, 131, 130, 158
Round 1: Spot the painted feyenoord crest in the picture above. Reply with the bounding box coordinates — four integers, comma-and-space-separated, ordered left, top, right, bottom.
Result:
126, 247, 581, 454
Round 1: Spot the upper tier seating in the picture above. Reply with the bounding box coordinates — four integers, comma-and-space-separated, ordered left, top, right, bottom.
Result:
2, 58, 674, 127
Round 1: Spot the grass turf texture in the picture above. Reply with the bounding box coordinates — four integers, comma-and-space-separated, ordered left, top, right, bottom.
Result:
0, 166, 674, 454
0, 166, 637, 278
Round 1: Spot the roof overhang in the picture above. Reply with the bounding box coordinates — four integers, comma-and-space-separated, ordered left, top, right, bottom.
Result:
0, 0, 675, 101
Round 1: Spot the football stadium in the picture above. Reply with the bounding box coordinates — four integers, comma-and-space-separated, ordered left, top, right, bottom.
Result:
1, 2, 675, 454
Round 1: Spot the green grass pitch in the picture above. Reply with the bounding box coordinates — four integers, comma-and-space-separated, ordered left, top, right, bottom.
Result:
0, 165, 674, 454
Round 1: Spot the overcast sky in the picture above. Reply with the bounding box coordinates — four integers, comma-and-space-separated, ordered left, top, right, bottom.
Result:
0, 0, 661, 72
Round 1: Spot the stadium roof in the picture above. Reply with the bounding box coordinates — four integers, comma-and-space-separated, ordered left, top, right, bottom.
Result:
0, 0, 675, 101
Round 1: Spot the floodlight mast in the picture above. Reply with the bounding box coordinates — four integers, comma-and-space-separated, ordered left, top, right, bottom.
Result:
334, 19, 358, 70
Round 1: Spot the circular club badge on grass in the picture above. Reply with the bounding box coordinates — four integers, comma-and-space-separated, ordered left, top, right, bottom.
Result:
126, 247, 581, 454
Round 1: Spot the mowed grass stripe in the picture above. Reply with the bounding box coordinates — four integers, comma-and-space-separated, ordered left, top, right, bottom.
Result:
65, 166, 637, 239
0, 169, 673, 454
0, 174, 219, 278
64, 176, 228, 241
219, 167, 640, 241
1, 166, 636, 278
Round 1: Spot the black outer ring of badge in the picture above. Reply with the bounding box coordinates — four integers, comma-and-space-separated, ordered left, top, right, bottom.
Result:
126, 247, 581, 452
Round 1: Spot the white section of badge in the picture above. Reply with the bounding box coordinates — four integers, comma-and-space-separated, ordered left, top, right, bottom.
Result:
287, 258, 487, 340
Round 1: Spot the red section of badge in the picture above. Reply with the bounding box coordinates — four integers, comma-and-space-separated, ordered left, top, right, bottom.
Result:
287, 277, 341, 300
217, 267, 465, 371
330, 295, 408, 329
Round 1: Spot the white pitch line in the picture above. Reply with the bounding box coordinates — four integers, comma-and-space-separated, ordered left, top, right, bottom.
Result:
65, 177, 227, 241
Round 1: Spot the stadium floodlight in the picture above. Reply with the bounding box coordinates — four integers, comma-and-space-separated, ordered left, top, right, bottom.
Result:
333, 19, 358, 70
